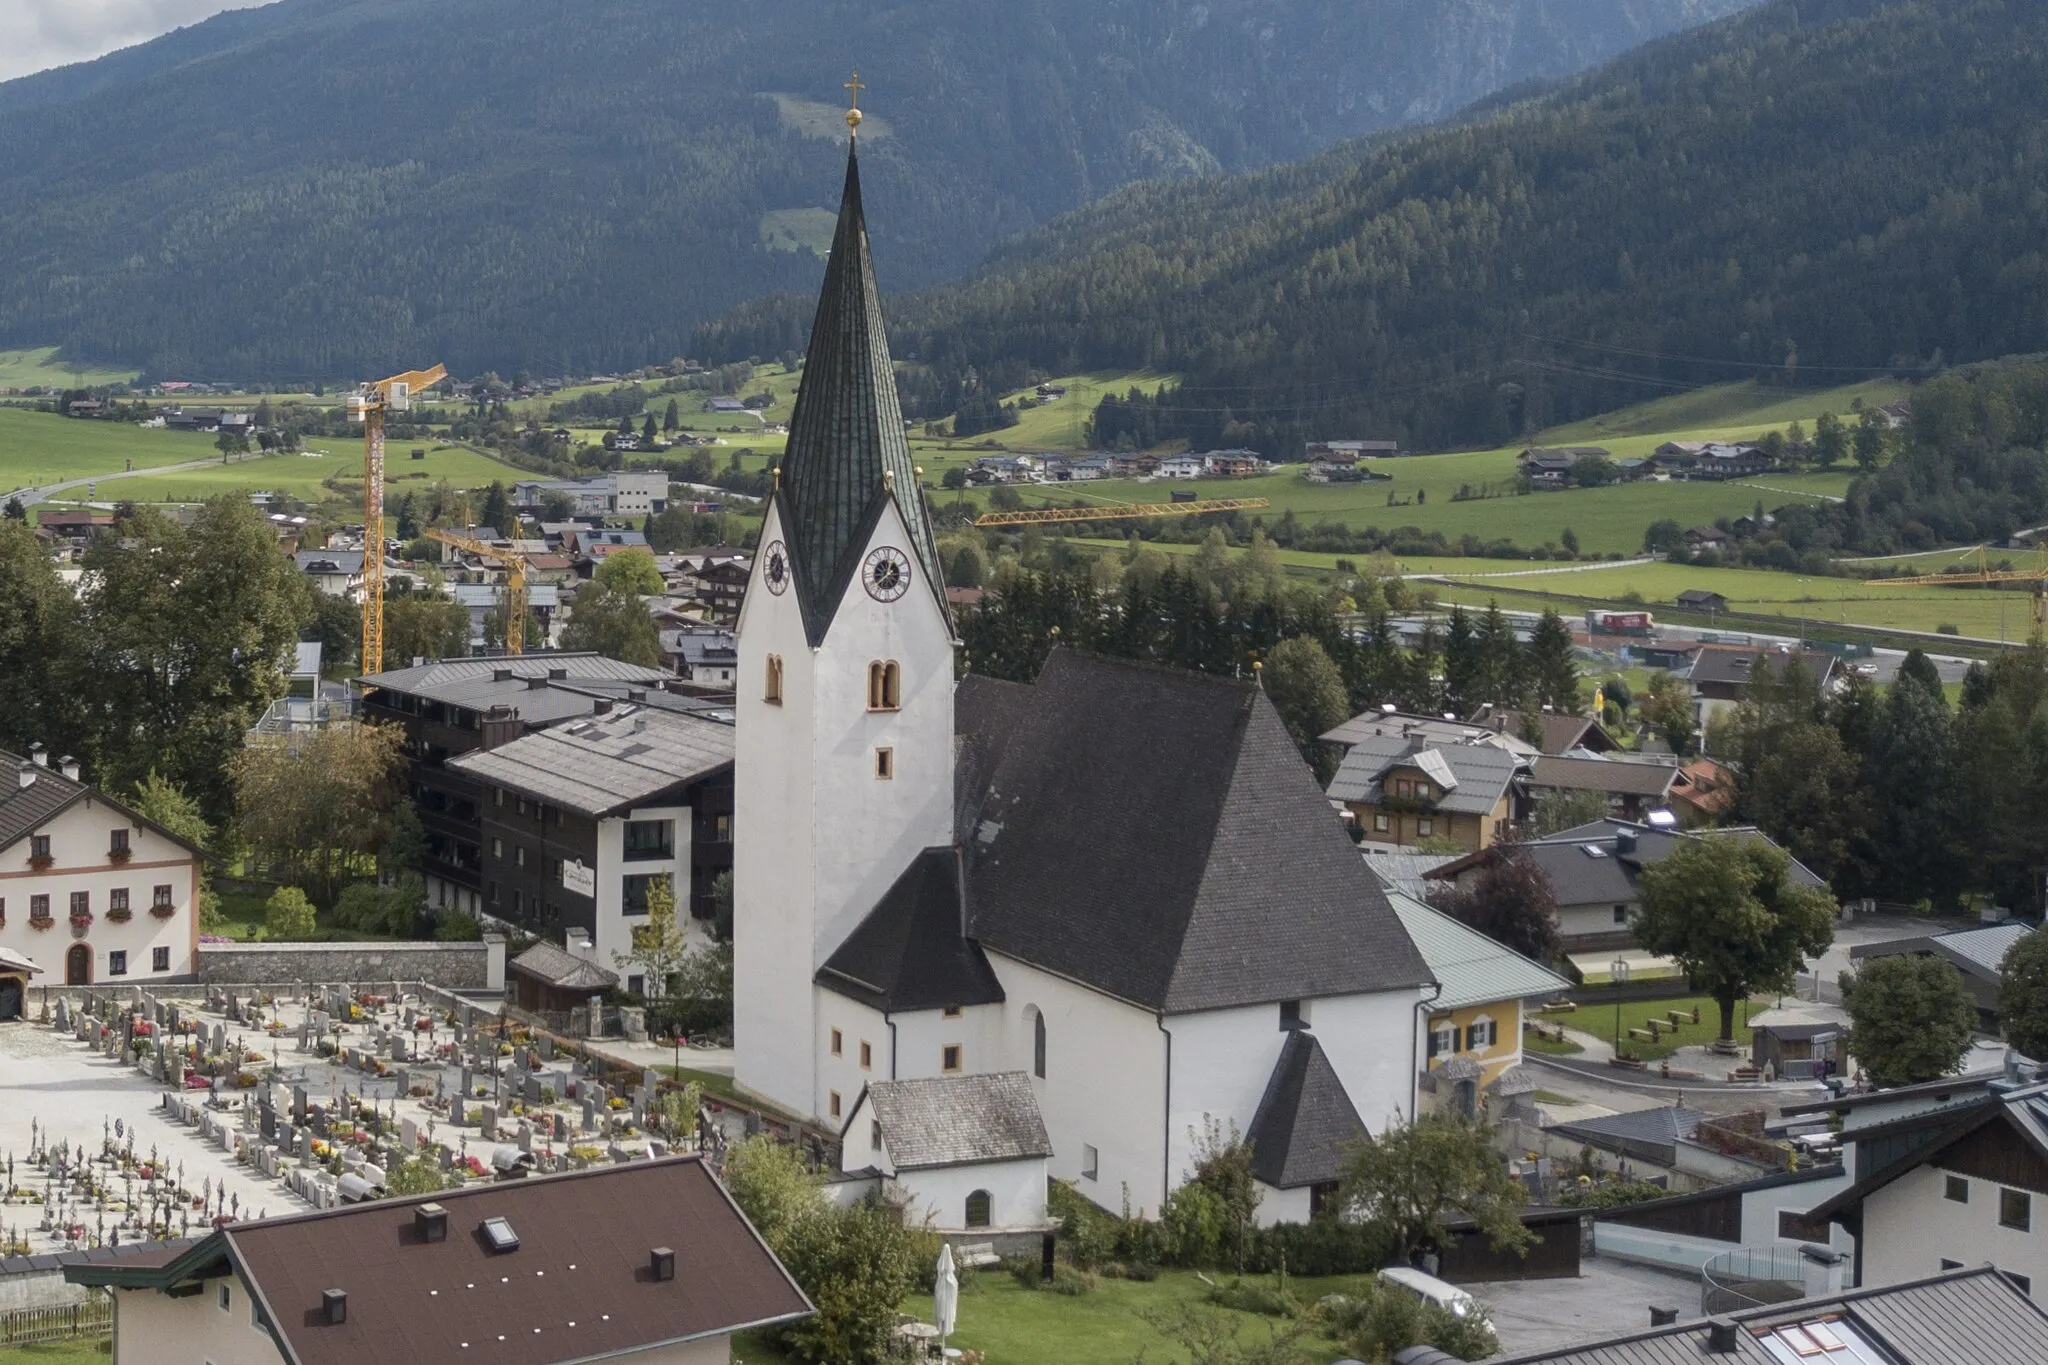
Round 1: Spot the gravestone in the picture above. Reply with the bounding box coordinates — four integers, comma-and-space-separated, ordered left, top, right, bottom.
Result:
516, 1123, 532, 1153
297, 1131, 313, 1165
292, 1087, 308, 1126
480, 1105, 497, 1141
523, 1073, 542, 1105
536, 1035, 553, 1062
580, 1098, 595, 1132
260, 1108, 275, 1142
400, 1117, 419, 1150
297, 1023, 310, 1053
53, 998, 70, 1031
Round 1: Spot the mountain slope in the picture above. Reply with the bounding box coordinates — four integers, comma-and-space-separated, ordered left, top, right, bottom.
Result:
880, 0, 2048, 452
0, 0, 1751, 380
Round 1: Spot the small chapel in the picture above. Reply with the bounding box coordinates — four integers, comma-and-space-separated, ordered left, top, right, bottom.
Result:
731, 95, 1436, 1222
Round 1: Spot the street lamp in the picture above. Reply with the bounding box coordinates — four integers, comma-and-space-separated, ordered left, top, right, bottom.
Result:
1611, 958, 1631, 1056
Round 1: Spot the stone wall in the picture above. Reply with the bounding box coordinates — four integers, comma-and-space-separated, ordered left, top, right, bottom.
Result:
195, 939, 504, 991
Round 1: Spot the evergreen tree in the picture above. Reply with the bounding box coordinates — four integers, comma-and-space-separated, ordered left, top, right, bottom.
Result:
1440, 607, 1482, 717
663, 398, 680, 431
1526, 610, 1582, 715
1475, 603, 1525, 710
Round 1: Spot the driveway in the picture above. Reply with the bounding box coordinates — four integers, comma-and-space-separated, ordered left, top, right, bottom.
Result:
1472, 1257, 1702, 1358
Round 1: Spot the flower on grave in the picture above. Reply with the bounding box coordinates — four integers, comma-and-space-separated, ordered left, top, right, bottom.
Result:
607, 1098, 628, 1110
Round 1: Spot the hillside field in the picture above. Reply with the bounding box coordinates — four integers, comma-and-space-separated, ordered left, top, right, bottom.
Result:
0, 407, 220, 491
101, 444, 526, 504
0, 346, 140, 390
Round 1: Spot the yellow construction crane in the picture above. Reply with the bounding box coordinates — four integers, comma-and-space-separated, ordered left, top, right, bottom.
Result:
427, 529, 532, 654
973, 496, 1270, 528
1887, 545, 2048, 625
349, 364, 447, 673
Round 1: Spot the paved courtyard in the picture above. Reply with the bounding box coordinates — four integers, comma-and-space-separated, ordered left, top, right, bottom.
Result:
1472, 1257, 1704, 1358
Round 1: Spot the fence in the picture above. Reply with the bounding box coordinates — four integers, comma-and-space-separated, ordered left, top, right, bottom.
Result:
1701, 1245, 1808, 1315
0, 1296, 112, 1345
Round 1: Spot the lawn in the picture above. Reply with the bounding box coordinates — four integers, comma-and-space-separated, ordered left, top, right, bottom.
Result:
1577, 994, 1770, 1062
0, 407, 219, 492
0, 1342, 110, 1365
735, 1268, 1358, 1365
992, 370, 1180, 450
99, 442, 525, 505
1538, 377, 1908, 452
204, 890, 407, 944
0, 345, 140, 390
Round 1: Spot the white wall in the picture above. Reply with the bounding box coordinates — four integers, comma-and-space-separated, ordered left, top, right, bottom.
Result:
1301, 990, 1428, 1137
1, 795, 200, 984
815, 990, 889, 1129
1739, 1171, 1856, 1255
114, 1276, 285, 1365
989, 953, 1167, 1217
892, 1004, 1002, 1082
592, 802, 698, 969
1862, 1163, 2048, 1293
1257, 1182, 1313, 1227
894, 1159, 1049, 1234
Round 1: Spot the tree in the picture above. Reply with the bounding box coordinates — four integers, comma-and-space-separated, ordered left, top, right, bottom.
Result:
663, 397, 680, 432
614, 874, 690, 995
1854, 408, 1890, 470
1425, 843, 1561, 962
1263, 636, 1349, 766
1643, 519, 1684, 555
561, 577, 661, 665
1440, 607, 1482, 716
384, 589, 471, 663
215, 428, 249, 459
2000, 929, 2048, 1061
233, 722, 408, 904
129, 770, 213, 852
987, 485, 1024, 511
1637, 670, 1696, 754
3, 496, 24, 519
1559, 527, 1579, 556
1813, 410, 1848, 466
265, 886, 317, 940
478, 481, 511, 534
1474, 603, 1525, 709
593, 545, 664, 595
1843, 954, 1976, 1086
385, 1153, 448, 1196
1528, 789, 1607, 838
1526, 609, 1582, 714
1862, 661, 1959, 903
1634, 836, 1837, 1041
0, 518, 84, 763
641, 413, 658, 443
1339, 1113, 1532, 1263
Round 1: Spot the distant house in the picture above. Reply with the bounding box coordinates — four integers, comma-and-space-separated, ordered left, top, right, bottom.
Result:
292, 548, 366, 600
1676, 588, 1730, 613
64, 398, 102, 417
1307, 439, 1399, 463
1683, 524, 1732, 550
1687, 645, 1838, 723
1635, 639, 1701, 671
1202, 449, 1267, 478
1690, 443, 1770, 480
1464, 704, 1621, 757
660, 624, 739, 685
1668, 757, 1736, 825
1519, 446, 1610, 488
1524, 753, 1683, 823
1157, 453, 1205, 479
705, 396, 747, 413
1327, 736, 1524, 852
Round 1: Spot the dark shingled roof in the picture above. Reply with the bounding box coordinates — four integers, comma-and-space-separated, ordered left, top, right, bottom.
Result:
1246, 1032, 1366, 1189
860, 1072, 1052, 1170
0, 749, 209, 860
817, 847, 1004, 1013
773, 141, 945, 646
962, 650, 1430, 1013
70, 1157, 811, 1365
508, 941, 618, 993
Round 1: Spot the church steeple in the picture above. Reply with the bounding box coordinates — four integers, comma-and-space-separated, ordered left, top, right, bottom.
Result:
775, 132, 945, 646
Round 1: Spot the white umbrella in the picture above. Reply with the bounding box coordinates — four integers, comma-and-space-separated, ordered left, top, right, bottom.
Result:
933, 1242, 959, 1355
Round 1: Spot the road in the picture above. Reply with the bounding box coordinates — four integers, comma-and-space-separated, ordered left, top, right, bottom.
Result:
5, 451, 271, 506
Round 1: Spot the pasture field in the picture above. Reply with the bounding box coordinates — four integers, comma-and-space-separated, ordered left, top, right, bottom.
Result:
1538, 377, 1909, 450
0, 345, 140, 390
990, 369, 1179, 449
0, 407, 220, 491
100, 443, 525, 503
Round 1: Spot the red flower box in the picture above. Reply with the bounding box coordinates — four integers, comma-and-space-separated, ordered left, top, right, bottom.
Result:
107, 907, 133, 923
150, 904, 177, 919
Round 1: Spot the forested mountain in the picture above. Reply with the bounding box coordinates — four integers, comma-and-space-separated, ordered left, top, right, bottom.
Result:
859, 0, 2048, 453
0, 0, 1749, 382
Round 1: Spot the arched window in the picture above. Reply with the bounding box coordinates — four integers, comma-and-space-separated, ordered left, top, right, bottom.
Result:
965, 1190, 992, 1229
764, 654, 783, 704
1032, 1009, 1047, 1080
867, 660, 902, 711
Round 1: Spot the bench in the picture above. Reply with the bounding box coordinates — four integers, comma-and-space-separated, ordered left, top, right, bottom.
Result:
956, 1242, 1001, 1270
1644, 1019, 1672, 1036
1628, 1027, 1657, 1044
1668, 1008, 1700, 1027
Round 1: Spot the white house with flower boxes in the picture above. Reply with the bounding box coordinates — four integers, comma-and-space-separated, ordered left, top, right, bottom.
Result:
0, 746, 206, 1013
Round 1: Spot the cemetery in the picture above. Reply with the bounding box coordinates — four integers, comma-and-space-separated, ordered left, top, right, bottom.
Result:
0, 981, 751, 1264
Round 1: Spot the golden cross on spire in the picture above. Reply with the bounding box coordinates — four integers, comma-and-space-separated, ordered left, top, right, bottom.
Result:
844, 70, 864, 134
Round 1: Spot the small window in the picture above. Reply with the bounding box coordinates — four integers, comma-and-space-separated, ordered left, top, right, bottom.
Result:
2005, 1271, 2033, 1296
218, 1283, 231, 1312
515, 847, 527, 869
2002, 1188, 2031, 1231
1613, 904, 1630, 924
495, 788, 505, 807
830, 1029, 843, 1057
1946, 1175, 1970, 1204
867, 661, 903, 711
624, 819, 674, 861
859, 1040, 872, 1070
30, 894, 49, 920
871, 1121, 883, 1151
70, 890, 90, 916
875, 747, 894, 780
152, 884, 173, 909
964, 1190, 992, 1229
29, 834, 50, 860
1081, 1144, 1099, 1181
622, 873, 669, 917
108, 951, 127, 976
764, 654, 784, 704
110, 888, 130, 912
942, 1005, 962, 1019
152, 947, 170, 972
1417, 817, 1434, 838
712, 814, 733, 843
627, 974, 645, 996
1033, 1011, 1047, 1080
942, 1044, 962, 1073
1279, 1000, 1305, 1031
1428, 1023, 1458, 1059
1468, 1018, 1497, 1050
1310, 1181, 1341, 1218
1372, 813, 1390, 833
516, 797, 527, 816
829, 1091, 842, 1119
492, 837, 504, 859
110, 829, 129, 855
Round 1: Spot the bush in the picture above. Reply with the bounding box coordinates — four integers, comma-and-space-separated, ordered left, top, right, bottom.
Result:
434, 908, 482, 941
1046, 1263, 1097, 1295
263, 886, 316, 940
1207, 1276, 1302, 1318
333, 874, 426, 935
1245, 1218, 1396, 1276
1314, 1278, 1497, 1361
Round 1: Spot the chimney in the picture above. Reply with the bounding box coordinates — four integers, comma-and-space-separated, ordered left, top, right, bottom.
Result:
18, 762, 34, 790
548, 668, 568, 681
29, 743, 47, 767
1705, 1318, 1742, 1353
58, 756, 79, 782
1615, 830, 1638, 855
526, 676, 549, 690
321, 1289, 347, 1325
414, 1203, 448, 1242
650, 1247, 676, 1282
493, 668, 514, 682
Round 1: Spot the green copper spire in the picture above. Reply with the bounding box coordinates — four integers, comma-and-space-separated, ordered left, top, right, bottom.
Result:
776, 140, 945, 645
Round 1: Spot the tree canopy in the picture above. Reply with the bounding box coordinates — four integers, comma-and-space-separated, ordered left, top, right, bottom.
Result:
1843, 954, 1977, 1088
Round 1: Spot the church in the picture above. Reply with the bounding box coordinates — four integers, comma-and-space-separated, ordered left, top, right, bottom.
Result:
732, 102, 1437, 1221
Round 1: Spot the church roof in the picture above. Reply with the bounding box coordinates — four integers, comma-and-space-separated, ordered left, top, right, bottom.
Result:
773, 142, 945, 646
816, 847, 1005, 1013
960, 650, 1432, 1013
1245, 1032, 1367, 1189
858, 1072, 1052, 1171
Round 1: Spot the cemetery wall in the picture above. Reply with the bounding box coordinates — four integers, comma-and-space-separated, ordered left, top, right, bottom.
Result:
194, 940, 505, 991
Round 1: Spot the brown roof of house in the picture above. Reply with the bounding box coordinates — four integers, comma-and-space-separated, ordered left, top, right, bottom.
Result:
1527, 755, 1680, 799
74, 1157, 810, 1365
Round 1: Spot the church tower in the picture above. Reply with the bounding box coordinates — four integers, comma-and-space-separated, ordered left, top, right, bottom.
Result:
732, 94, 957, 1120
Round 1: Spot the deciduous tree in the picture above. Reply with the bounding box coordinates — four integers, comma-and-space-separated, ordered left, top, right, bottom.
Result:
1425, 843, 1561, 962
593, 545, 664, 595
1263, 635, 1349, 767
264, 886, 317, 940
383, 589, 471, 664
1339, 1114, 1532, 1263
234, 722, 407, 904
1843, 954, 1976, 1086
561, 577, 661, 665
1999, 929, 2048, 1061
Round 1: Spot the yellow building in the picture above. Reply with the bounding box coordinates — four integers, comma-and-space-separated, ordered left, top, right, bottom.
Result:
1388, 893, 1570, 1119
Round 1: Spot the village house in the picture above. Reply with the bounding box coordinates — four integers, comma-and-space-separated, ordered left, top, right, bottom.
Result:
1463, 704, 1622, 756
1686, 645, 1838, 724
1201, 448, 1267, 477
838, 1072, 1054, 1240
1676, 587, 1730, 613
1326, 734, 1525, 852
64, 1157, 812, 1365
448, 701, 733, 974
660, 623, 739, 686
292, 548, 364, 600
1689, 442, 1771, 480
1682, 524, 1732, 551
1667, 756, 1737, 825
1518, 445, 1610, 487
1524, 753, 1683, 823
0, 746, 207, 1000
1156, 452, 1206, 479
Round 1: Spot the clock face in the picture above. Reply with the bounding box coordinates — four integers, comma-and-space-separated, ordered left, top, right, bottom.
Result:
864, 545, 912, 602
763, 540, 790, 596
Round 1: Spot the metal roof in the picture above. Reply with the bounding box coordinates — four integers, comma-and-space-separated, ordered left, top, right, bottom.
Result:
1527, 754, 1680, 799
1387, 893, 1571, 1012
1360, 849, 1463, 901
448, 705, 733, 817
1851, 921, 2035, 982
358, 653, 668, 697
1327, 734, 1523, 815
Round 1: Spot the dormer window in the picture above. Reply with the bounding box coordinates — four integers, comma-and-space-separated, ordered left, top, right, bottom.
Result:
867, 661, 901, 711
764, 654, 784, 705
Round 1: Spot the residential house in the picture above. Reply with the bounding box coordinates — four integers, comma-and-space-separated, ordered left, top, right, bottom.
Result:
356, 654, 679, 915
1811, 1073, 2048, 1296
1690, 442, 1771, 480
292, 549, 364, 600
1524, 753, 1683, 823
450, 583, 561, 650
705, 396, 746, 414
447, 700, 734, 966
1852, 922, 2038, 1031
1201, 449, 1267, 478
1687, 645, 1838, 725
1677, 588, 1730, 613
35, 509, 114, 551
1, 747, 207, 995
1546, 1104, 1786, 1190
1668, 756, 1736, 825
685, 558, 750, 621
1683, 524, 1732, 551
1519, 446, 1610, 487
1156, 452, 1206, 479
660, 623, 739, 686
1389, 893, 1568, 1113
1326, 735, 1525, 851
1106, 452, 1159, 477
1464, 704, 1621, 756
64, 1157, 812, 1365
1306, 439, 1398, 463
162, 408, 223, 433
512, 473, 670, 517
971, 454, 1036, 482
838, 1072, 1054, 1238
1634, 639, 1701, 670
1320, 707, 1540, 762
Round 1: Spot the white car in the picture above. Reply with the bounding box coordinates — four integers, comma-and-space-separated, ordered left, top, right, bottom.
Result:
1378, 1265, 1479, 1318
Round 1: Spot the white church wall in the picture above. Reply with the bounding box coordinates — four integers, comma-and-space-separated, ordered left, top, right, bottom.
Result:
894, 1159, 1050, 1234
991, 953, 1167, 1218
814, 990, 888, 1127
1257, 1182, 1314, 1227
891, 1004, 1003, 1082
1307, 990, 1429, 1135
1164, 1006, 1295, 1190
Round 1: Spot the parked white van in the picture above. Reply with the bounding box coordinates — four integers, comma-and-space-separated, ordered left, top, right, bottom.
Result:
1377, 1265, 1478, 1318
